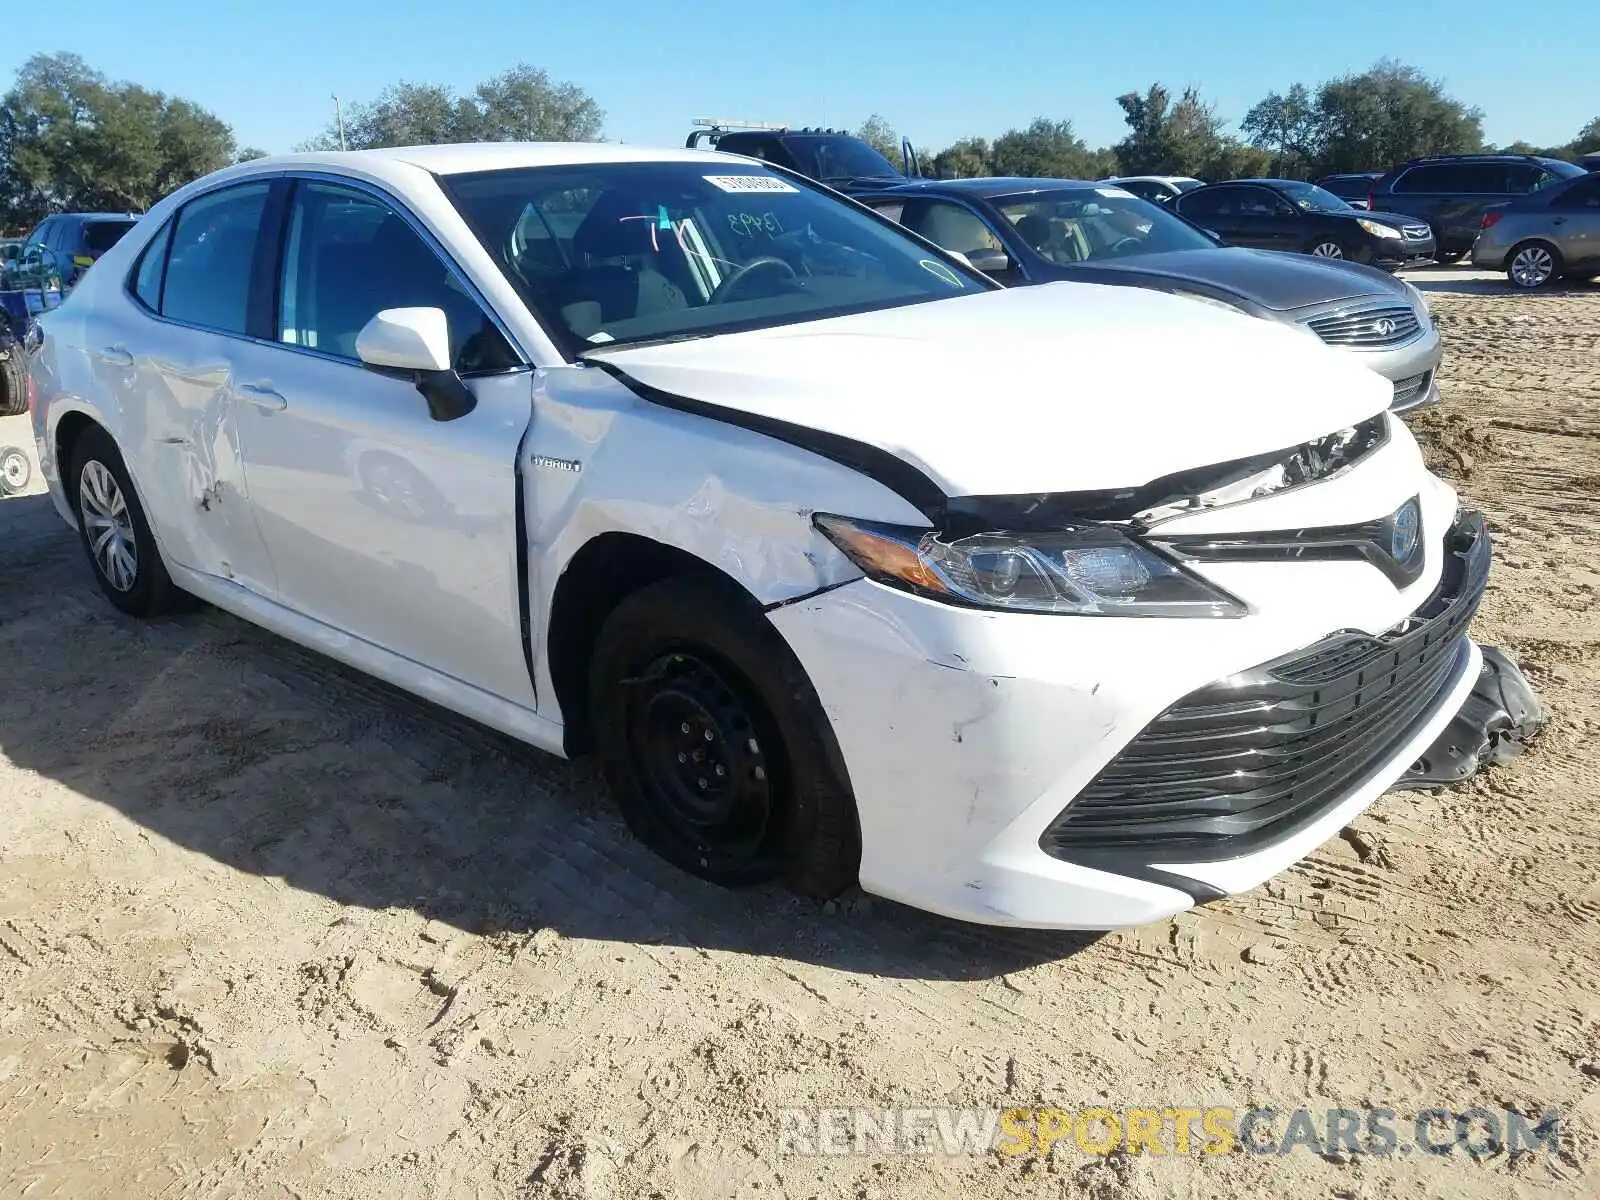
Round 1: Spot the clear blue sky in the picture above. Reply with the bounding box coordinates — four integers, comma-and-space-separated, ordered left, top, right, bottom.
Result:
16, 0, 1598, 155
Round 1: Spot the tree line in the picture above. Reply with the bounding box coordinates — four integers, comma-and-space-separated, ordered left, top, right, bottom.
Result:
3, 52, 1596, 232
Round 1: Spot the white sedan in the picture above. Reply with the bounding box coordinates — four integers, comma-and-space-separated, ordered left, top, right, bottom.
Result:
28, 143, 1530, 928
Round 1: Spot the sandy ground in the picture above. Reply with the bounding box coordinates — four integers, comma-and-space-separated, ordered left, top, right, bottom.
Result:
2, 274, 1599, 1199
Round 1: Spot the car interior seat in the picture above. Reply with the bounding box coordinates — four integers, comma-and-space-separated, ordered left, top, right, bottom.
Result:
557, 193, 691, 336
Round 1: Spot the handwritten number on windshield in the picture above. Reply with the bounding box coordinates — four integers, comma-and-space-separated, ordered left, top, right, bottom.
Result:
727, 212, 785, 238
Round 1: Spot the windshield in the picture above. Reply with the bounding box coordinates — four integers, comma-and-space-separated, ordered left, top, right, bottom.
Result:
444, 162, 986, 354
995, 188, 1217, 264
83, 219, 137, 254
1273, 181, 1354, 214
1533, 162, 1586, 191
784, 135, 903, 185
1173, 178, 1205, 193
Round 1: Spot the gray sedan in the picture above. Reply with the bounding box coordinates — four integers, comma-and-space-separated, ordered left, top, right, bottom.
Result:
1470, 170, 1600, 288
859, 178, 1443, 412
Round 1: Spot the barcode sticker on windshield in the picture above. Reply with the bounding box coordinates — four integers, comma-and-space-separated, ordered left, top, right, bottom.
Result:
704, 175, 799, 194
1096, 187, 1135, 199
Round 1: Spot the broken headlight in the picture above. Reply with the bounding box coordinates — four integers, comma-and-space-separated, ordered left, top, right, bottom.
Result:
814, 516, 1246, 618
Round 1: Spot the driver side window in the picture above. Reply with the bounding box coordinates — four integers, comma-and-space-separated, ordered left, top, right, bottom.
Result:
905, 200, 1003, 257
277, 181, 516, 374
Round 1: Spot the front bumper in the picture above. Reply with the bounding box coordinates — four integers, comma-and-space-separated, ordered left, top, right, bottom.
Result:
1372, 236, 1436, 271
771, 498, 1508, 929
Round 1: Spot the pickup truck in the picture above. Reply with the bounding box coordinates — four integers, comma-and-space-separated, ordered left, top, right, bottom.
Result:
685, 119, 917, 195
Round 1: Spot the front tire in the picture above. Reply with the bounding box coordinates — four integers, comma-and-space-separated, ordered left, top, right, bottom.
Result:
68, 425, 181, 616
1506, 240, 1562, 289
0, 446, 30, 494
588, 575, 860, 899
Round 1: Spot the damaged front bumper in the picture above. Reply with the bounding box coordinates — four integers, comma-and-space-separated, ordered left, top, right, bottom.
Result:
1392, 645, 1545, 789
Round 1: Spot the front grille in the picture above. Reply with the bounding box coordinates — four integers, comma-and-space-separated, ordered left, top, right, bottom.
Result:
1305, 304, 1421, 348
1402, 223, 1431, 240
1040, 513, 1489, 861
1391, 370, 1431, 407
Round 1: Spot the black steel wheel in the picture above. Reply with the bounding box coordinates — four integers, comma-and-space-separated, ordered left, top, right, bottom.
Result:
588, 575, 860, 897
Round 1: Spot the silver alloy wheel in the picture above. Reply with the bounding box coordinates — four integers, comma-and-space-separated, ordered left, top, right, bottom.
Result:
1510, 245, 1555, 288
78, 459, 138, 591
1, 447, 28, 492
1311, 241, 1344, 258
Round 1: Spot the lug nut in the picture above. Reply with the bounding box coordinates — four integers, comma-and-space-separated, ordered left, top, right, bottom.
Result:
677, 752, 687, 764
753, 766, 766, 781
680, 722, 691, 734
703, 729, 714, 742
697, 778, 708, 790
715, 764, 726, 777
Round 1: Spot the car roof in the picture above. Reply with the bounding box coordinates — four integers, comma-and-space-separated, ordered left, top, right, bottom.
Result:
242, 142, 745, 177
867, 176, 1100, 198
1103, 175, 1201, 184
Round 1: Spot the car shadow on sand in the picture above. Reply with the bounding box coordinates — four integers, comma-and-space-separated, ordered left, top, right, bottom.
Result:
0, 493, 1101, 981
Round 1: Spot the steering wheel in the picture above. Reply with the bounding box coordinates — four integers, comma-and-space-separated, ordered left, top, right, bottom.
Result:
708, 256, 799, 304
1107, 235, 1144, 255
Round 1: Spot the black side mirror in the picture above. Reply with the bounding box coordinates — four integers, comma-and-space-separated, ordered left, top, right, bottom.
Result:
964, 247, 1013, 276
414, 369, 478, 423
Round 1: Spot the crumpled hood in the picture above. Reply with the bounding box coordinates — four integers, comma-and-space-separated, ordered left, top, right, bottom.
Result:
1053, 247, 1402, 312
590, 282, 1393, 498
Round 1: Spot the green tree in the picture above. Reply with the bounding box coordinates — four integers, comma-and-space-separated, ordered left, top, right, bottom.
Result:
854, 113, 899, 161
989, 117, 1100, 179
930, 136, 992, 179
1240, 61, 1483, 177
0, 53, 237, 226
1114, 83, 1266, 180
303, 64, 603, 150
1572, 117, 1600, 156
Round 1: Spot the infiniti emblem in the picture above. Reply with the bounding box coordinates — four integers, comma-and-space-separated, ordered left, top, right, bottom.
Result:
1390, 499, 1421, 562
1371, 317, 1397, 337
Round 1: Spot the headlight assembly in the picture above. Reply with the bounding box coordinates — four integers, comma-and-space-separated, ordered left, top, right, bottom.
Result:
1357, 218, 1403, 240
814, 515, 1246, 618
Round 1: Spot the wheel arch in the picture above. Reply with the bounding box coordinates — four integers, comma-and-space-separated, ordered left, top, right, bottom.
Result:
547, 532, 774, 756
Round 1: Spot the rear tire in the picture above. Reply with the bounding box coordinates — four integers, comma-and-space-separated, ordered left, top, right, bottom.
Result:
1308, 239, 1346, 259
1434, 247, 1465, 265
1506, 240, 1563, 289
588, 575, 860, 899
0, 342, 25, 416
67, 425, 181, 616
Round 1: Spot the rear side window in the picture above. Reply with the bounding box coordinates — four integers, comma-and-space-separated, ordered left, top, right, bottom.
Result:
84, 221, 136, 255
1394, 165, 1457, 193
1456, 164, 1509, 194
160, 183, 270, 334
1552, 175, 1600, 209
130, 219, 175, 310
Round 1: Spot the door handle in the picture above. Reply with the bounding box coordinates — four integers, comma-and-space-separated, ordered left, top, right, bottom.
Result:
238, 383, 287, 412
100, 344, 134, 367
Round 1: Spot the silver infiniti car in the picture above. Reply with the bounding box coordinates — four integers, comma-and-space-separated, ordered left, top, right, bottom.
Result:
860, 177, 1443, 412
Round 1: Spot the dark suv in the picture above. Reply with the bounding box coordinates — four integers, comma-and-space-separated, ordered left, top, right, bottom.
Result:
685, 121, 913, 194
13, 212, 141, 289
1369, 155, 1586, 261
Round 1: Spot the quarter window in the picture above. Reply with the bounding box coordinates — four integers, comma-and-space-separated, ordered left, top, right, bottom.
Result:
161, 183, 270, 334
130, 218, 175, 311
277, 181, 515, 373
1552, 176, 1600, 209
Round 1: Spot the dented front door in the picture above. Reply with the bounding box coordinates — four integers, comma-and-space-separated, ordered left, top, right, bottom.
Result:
122, 322, 277, 596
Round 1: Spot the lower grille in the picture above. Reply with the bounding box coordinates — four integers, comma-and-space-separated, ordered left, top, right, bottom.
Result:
1305, 304, 1421, 348
1391, 370, 1431, 407
1041, 513, 1489, 861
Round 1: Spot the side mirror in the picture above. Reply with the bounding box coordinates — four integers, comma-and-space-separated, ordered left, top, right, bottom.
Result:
964, 247, 1013, 277
355, 307, 476, 422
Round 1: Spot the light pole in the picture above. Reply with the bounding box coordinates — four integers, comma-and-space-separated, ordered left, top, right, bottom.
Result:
333, 94, 348, 151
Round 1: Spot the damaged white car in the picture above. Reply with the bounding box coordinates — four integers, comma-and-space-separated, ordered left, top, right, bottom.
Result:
28, 144, 1542, 929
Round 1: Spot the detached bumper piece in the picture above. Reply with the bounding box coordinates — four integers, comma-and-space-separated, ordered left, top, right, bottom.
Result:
1391, 645, 1544, 789
1041, 512, 1490, 868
